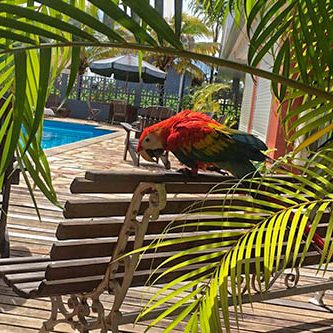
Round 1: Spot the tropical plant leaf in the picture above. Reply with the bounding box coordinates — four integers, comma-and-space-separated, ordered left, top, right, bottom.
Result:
122, 0, 183, 48
137, 149, 333, 331
174, 0, 183, 39
88, 0, 157, 45
0, 52, 26, 178
35, 0, 125, 42
0, 17, 69, 43
24, 47, 51, 153
0, 3, 98, 42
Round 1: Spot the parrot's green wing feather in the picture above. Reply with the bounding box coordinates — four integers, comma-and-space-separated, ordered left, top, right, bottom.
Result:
173, 125, 267, 178
190, 127, 267, 163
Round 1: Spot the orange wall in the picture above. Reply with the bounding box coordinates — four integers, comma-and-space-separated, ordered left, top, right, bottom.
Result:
266, 98, 288, 159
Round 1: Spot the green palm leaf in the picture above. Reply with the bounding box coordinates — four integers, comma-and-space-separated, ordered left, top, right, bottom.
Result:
35, 0, 125, 42
1, 52, 26, 178
24, 48, 51, 153
139, 150, 333, 331
0, 17, 69, 43
0, 3, 97, 42
122, 0, 183, 48
88, 0, 157, 45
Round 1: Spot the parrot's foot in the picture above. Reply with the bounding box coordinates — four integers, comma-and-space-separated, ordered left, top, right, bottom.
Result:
206, 166, 229, 175
176, 168, 198, 177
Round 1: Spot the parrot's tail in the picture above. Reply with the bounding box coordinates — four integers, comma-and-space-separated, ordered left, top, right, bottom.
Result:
232, 133, 268, 162
217, 160, 261, 179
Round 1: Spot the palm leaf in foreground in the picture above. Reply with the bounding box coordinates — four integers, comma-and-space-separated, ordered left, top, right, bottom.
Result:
138, 150, 333, 332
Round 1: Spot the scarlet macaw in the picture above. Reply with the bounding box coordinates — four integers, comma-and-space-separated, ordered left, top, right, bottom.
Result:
137, 110, 268, 178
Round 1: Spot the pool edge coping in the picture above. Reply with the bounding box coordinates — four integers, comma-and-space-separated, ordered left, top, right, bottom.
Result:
44, 118, 124, 157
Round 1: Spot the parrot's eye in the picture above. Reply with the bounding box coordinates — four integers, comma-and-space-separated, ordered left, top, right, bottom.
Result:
145, 138, 150, 142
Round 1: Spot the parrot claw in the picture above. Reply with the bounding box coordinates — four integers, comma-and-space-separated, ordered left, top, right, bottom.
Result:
176, 168, 198, 177
206, 166, 229, 175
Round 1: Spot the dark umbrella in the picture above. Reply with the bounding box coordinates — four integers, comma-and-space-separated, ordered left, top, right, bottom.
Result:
89, 54, 166, 84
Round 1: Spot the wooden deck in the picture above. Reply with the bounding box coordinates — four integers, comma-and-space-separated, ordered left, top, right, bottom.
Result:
2, 124, 333, 332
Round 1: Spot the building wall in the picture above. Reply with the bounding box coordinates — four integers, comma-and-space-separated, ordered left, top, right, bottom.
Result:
239, 55, 273, 143
239, 74, 254, 132
250, 58, 273, 142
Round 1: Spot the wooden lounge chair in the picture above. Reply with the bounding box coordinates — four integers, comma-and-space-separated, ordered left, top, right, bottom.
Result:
46, 93, 71, 117
108, 99, 127, 124
108, 99, 138, 124
0, 170, 331, 332
121, 106, 174, 168
86, 99, 101, 121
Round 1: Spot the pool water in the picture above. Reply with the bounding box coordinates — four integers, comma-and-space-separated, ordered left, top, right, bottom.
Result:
42, 120, 114, 149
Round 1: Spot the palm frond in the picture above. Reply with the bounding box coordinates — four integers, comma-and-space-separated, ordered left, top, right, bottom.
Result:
139, 149, 333, 331
192, 83, 230, 114
240, 0, 333, 151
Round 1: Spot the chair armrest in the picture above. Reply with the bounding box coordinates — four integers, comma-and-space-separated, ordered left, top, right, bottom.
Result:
120, 122, 141, 134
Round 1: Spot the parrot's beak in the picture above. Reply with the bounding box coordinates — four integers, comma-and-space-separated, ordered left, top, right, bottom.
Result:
138, 149, 165, 162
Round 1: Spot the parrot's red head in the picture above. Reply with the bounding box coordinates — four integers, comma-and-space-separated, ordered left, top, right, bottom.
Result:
137, 121, 170, 163
137, 109, 209, 162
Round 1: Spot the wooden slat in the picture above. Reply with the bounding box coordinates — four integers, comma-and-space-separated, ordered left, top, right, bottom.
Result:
131, 250, 326, 289
4, 271, 45, 286
56, 214, 260, 240
10, 250, 326, 299
45, 256, 110, 280
50, 238, 117, 260
11, 280, 40, 298
85, 170, 235, 184
64, 198, 129, 218
25, 263, 212, 297
85, 170, 298, 185
0, 261, 50, 276
56, 220, 124, 239
0, 255, 49, 267
7, 242, 320, 286
70, 177, 241, 194
37, 275, 104, 297
10, 168, 20, 185
129, 264, 215, 288
47, 247, 230, 281
51, 229, 324, 263
63, 195, 252, 219
1, 257, 111, 285
50, 230, 241, 260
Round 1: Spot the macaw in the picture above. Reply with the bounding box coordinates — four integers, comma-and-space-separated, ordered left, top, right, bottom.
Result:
137, 109, 268, 178
138, 110, 327, 252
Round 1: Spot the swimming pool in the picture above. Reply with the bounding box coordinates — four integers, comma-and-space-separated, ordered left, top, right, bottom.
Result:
42, 120, 114, 149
